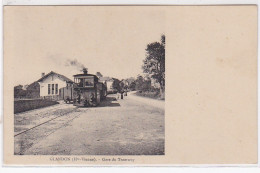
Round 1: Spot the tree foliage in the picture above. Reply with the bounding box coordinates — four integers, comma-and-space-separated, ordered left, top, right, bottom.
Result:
142, 34, 165, 92
129, 81, 136, 91
134, 75, 152, 91
112, 78, 120, 91
135, 75, 144, 91
124, 77, 135, 91
112, 78, 125, 93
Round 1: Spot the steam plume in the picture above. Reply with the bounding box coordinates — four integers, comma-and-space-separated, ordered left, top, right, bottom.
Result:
65, 59, 86, 70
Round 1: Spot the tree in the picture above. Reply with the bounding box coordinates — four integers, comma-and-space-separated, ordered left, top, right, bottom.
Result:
112, 78, 123, 92
14, 85, 24, 98
135, 75, 145, 91
124, 85, 129, 90
142, 34, 165, 94
119, 81, 125, 92
14, 85, 23, 90
129, 81, 136, 91
124, 77, 135, 91
143, 76, 152, 91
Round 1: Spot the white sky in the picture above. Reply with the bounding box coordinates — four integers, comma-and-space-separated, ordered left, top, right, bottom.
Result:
5, 6, 165, 86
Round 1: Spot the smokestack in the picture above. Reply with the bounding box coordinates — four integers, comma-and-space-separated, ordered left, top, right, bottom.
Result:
83, 68, 88, 74
41, 73, 45, 77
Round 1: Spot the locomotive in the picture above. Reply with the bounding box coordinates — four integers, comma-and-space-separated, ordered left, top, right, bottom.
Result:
59, 68, 107, 107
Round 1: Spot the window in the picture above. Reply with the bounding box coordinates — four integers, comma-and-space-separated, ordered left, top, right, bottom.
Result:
48, 84, 50, 95
55, 84, 58, 94
75, 78, 84, 87
52, 84, 54, 94
85, 78, 94, 87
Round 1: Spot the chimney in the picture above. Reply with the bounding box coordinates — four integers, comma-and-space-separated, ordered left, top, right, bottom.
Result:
41, 72, 45, 77
82, 68, 88, 74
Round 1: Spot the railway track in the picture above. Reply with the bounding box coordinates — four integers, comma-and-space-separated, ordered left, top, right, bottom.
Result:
14, 107, 84, 155
14, 107, 78, 137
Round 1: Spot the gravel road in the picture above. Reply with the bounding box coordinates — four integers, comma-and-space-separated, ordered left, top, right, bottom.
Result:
14, 93, 165, 155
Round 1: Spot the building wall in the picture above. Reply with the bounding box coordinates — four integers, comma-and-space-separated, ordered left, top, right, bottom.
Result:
38, 74, 67, 97
106, 81, 113, 91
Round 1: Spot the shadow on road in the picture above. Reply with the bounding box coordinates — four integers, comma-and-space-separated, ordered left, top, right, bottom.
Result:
98, 96, 121, 107
74, 96, 120, 108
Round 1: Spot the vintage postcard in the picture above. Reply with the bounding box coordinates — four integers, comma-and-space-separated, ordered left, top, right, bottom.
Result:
3, 5, 258, 165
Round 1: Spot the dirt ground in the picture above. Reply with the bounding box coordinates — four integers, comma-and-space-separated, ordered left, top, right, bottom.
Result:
14, 93, 165, 155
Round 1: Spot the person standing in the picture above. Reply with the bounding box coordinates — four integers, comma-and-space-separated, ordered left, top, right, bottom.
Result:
121, 91, 124, 99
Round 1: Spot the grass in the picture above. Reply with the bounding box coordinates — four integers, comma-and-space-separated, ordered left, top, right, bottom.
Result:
14, 99, 59, 114
135, 90, 165, 100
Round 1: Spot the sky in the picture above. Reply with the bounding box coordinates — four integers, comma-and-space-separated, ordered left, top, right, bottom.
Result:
4, 6, 165, 86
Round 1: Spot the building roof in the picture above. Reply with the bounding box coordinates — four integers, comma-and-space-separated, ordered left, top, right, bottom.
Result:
99, 76, 113, 82
37, 71, 73, 83
73, 73, 97, 78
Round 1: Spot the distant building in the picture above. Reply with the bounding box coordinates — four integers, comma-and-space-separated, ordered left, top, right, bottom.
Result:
96, 72, 103, 78
99, 76, 115, 93
28, 71, 73, 99
38, 71, 73, 99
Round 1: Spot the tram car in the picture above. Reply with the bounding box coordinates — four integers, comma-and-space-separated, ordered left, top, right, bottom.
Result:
59, 69, 107, 107
59, 81, 74, 104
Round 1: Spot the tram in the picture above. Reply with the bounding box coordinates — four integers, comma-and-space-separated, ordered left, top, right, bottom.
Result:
59, 68, 107, 107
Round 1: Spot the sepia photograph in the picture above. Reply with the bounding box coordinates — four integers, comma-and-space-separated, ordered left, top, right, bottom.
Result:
3, 4, 258, 166
10, 6, 165, 155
